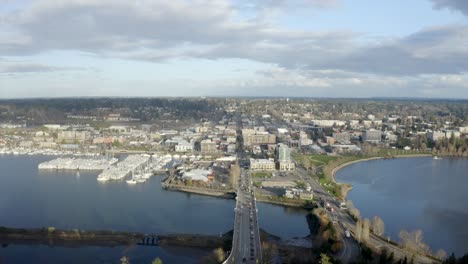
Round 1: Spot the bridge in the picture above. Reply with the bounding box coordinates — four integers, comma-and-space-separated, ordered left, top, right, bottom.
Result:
224, 170, 262, 264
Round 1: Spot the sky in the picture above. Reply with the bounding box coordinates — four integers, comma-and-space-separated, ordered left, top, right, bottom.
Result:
1, 0, 468, 98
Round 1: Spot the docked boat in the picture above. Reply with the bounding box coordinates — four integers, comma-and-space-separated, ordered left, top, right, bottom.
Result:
126, 179, 137, 184
97, 176, 110, 182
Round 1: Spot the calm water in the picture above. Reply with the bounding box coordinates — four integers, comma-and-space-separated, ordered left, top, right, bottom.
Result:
336, 157, 468, 255
0, 155, 310, 263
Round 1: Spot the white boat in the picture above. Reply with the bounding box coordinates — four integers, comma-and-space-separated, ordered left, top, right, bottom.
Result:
97, 176, 109, 182
433, 156, 442, 160
126, 179, 137, 184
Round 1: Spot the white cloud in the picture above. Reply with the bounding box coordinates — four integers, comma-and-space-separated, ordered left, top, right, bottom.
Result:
0, 0, 468, 97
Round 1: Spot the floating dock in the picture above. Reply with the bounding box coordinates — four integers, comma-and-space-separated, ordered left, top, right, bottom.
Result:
38, 157, 118, 170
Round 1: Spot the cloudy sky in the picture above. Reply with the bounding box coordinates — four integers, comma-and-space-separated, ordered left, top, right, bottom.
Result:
1, 0, 468, 98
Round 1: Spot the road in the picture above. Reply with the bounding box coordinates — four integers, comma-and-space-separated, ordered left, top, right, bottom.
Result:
296, 167, 360, 263
224, 170, 262, 264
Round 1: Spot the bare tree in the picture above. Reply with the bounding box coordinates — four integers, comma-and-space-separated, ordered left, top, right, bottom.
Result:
346, 200, 361, 220
399, 229, 430, 254
362, 218, 370, 243
435, 249, 447, 260
355, 219, 362, 242
371, 216, 385, 236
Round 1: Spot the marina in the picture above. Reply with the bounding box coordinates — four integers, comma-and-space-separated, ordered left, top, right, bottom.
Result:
33, 152, 180, 183
98, 154, 176, 183
38, 157, 118, 170
0, 147, 101, 157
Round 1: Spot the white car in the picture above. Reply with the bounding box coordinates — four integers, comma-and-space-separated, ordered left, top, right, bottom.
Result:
345, 230, 351, 238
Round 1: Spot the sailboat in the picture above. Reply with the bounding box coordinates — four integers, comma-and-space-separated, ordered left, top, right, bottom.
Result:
126, 169, 137, 184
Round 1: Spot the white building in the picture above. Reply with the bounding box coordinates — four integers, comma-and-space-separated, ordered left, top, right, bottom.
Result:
279, 161, 295, 171
175, 143, 193, 152
459, 127, 468, 134
250, 158, 275, 171
311, 120, 346, 127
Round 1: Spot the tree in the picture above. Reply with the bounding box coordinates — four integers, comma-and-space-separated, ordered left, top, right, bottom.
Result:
319, 253, 332, 264
355, 219, 363, 242
435, 249, 447, 261
347, 200, 361, 220
379, 248, 389, 264
152, 258, 163, 264
399, 229, 430, 254
120, 256, 130, 264
388, 252, 395, 263
362, 218, 370, 243
372, 216, 385, 236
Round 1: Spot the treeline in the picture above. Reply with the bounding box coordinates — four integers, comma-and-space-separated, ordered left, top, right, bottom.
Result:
432, 136, 468, 157
0, 98, 224, 124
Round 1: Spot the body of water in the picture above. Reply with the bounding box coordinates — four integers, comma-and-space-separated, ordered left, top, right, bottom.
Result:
336, 157, 468, 256
0, 155, 310, 263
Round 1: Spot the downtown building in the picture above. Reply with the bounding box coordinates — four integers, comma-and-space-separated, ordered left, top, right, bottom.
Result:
277, 144, 295, 171
242, 129, 276, 146
362, 129, 382, 143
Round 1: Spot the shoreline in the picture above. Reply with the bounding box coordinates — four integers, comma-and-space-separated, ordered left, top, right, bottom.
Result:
0, 227, 232, 250
161, 183, 236, 199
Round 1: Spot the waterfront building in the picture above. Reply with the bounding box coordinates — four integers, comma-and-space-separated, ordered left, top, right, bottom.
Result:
428, 130, 461, 141
362, 129, 382, 143
57, 131, 91, 143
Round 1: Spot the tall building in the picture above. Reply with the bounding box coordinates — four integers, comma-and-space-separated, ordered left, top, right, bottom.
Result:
277, 144, 295, 171
278, 144, 291, 161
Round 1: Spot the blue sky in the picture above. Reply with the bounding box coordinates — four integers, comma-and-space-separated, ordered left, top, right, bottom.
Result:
1, 0, 468, 98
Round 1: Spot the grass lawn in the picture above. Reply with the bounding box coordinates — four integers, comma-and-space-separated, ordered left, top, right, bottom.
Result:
251, 171, 273, 178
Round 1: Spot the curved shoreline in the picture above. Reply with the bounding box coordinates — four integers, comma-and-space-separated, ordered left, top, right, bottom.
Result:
331, 154, 432, 199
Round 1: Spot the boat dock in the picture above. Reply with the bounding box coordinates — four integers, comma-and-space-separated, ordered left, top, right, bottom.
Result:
97, 154, 152, 182
38, 157, 118, 170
